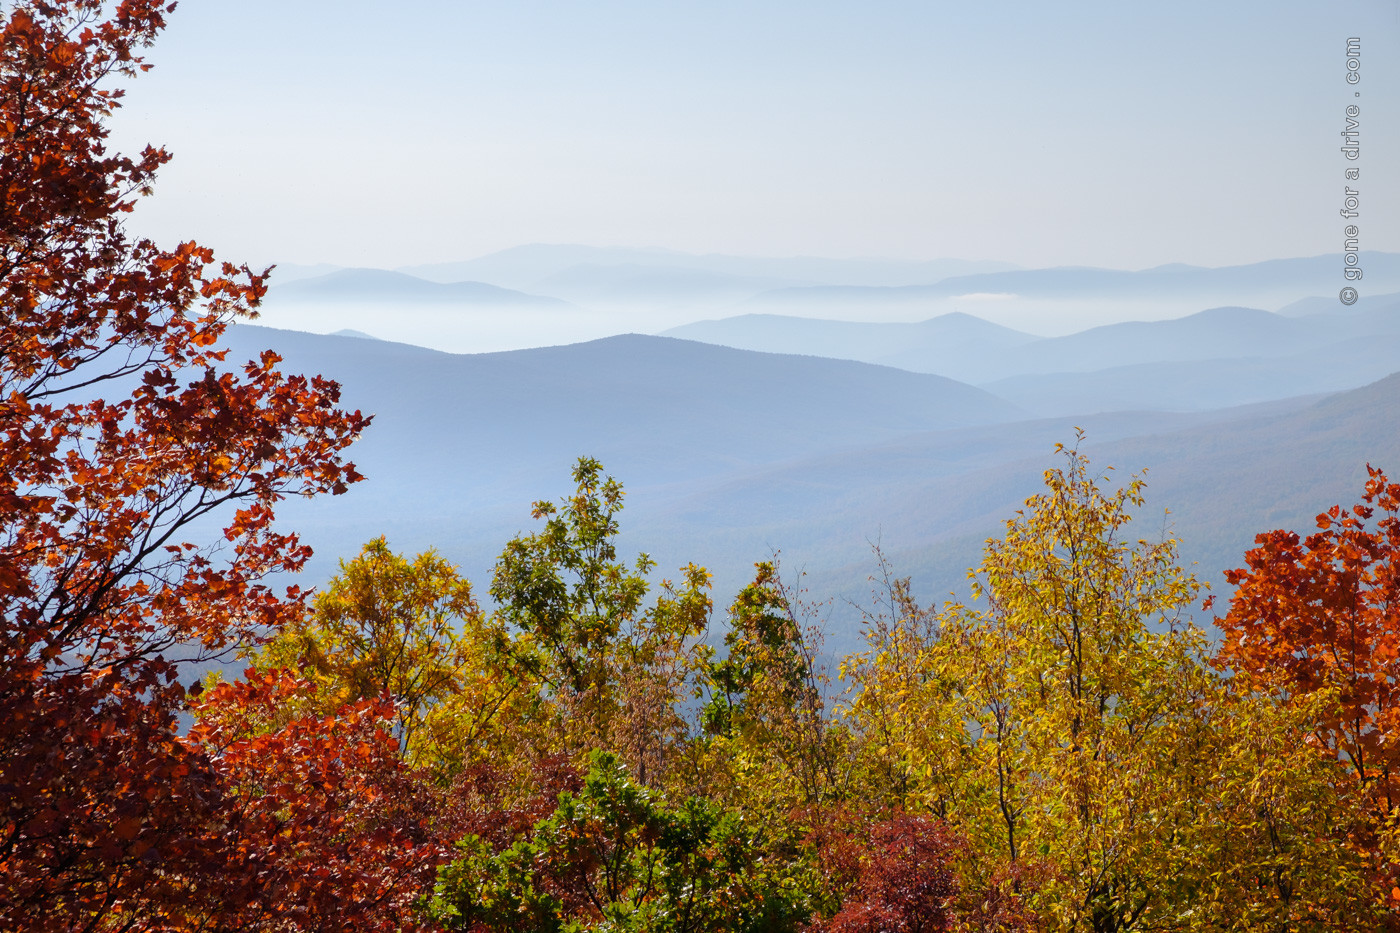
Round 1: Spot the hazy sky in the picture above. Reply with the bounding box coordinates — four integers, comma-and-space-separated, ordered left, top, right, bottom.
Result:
109, 1, 1400, 272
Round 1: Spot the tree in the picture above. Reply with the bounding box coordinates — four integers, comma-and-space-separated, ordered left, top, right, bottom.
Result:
813, 815, 961, 933
184, 670, 453, 933
0, 2, 368, 926
1164, 682, 1370, 931
699, 561, 849, 812
843, 439, 1213, 932
252, 536, 522, 769
429, 751, 811, 933
1215, 465, 1400, 925
956, 444, 1216, 932
491, 457, 712, 786
703, 561, 813, 739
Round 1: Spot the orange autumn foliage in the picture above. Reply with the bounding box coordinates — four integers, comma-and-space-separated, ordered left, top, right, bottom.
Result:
185, 670, 453, 932
1216, 466, 1400, 814
1, 1, 371, 928
1216, 466, 1400, 922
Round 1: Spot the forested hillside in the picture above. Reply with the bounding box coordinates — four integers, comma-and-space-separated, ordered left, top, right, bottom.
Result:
6, 4, 1400, 932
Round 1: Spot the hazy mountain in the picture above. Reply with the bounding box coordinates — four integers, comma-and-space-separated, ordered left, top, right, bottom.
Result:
1276, 289, 1400, 318
214, 325, 1030, 616
663, 300, 1400, 412
222, 326, 1025, 493
267, 268, 572, 308
881, 372, 1396, 639
982, 334, 1400, 416
397, 244, 1018, 292
990, 303, 1400, 378
748, 252, 1400, 310
260, 252, 1400, 352
622, 373, 1400, 655
662, 312, 1038, 383
530, 263, 803, 308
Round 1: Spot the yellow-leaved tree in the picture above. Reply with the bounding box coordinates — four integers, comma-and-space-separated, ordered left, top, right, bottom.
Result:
844, 439, 1220, 931
253, 537, 527, 772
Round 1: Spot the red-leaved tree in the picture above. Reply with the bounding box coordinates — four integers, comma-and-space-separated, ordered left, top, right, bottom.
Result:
1217, 467, 1400, 813
1216, 465, 1400, 915
0, 1, 370, 927
811, 812, 1032, 933
183, 670, 451, 932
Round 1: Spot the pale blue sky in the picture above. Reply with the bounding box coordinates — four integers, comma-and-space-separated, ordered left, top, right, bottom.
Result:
110, 1, 1400, 271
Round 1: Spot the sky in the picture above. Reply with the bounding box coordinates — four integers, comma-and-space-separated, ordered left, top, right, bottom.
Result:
108, 1, 1400, 273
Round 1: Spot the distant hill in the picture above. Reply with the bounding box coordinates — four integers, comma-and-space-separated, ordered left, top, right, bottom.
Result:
989, 303, 1400, 378
664, 299, 1400, 412
662, 312, 1038, 383
983, 335, 1400, 416
622, 373, 1400, 653
397, 244, 1018, 292
267, 268, 572, 308
221, 326, 1026, 495
747, 252, 1400, 310
1276, 289, 1400, 317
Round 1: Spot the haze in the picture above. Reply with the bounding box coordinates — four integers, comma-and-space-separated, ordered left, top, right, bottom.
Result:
109, 1, 1399, 278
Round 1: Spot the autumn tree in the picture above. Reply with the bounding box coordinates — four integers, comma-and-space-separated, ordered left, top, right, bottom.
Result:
697, 561, 850, 812
491, 457, 712, 786
429, 751, 812, 933
1166, 683, 1370, 931
837, 551, 958, 814
811, 815, 964, 933
181, 670, 453, 933
843, 439, 1215, 932
249, 536, 528, 771
703, 561, 813, 739
0, 1, 367, 926
1215, 465, 1400, 925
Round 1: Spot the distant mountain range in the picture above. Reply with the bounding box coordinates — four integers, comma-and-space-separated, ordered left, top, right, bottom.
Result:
660, 312, 1036, 381
744, 252, 1400, 310
395, 244, 1020, 292
217, 324, 1400, 658
1277, 290, 1400, 317
259, 248, 1400, 353
663, 294, 1400, 414
982, 334, 1400, 416
269, 268, 572, 308
257, 251, 1400, 418
222, 327, 1025, 494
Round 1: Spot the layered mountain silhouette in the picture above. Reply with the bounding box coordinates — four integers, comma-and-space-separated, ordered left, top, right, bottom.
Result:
745, 252, 1400, 308
235, 247, 1400, 651
222, 326, 1026, 495
396, 244, 1018, 292
665, 295, 1400, 413
661, 312, 1036, 382
268, 268, 571, 308
217, 323, 1400, 657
